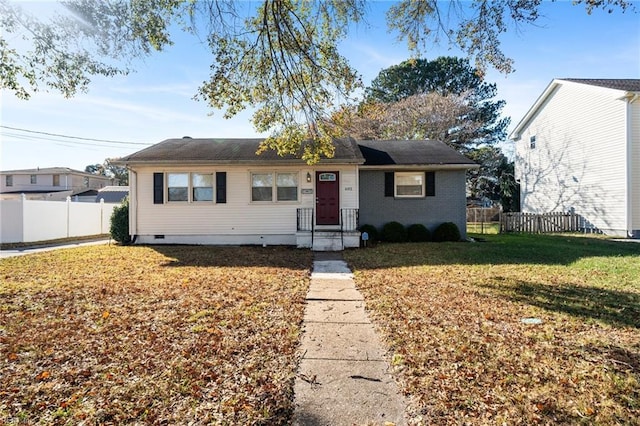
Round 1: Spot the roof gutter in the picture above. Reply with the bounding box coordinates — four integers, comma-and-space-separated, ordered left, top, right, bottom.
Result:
360, 164, 479, 171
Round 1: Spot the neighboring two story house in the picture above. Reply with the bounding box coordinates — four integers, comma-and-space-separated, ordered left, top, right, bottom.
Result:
0, 167, 117, 201
511, 79, 640, 238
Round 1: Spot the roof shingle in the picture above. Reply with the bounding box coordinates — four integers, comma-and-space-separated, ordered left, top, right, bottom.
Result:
562, 79, 640, 92
357, 140, 477, 166
118, 137, 365, 164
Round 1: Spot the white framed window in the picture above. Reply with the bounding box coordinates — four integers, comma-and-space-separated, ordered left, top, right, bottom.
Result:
192, 173, 213, 202
252, 173, 273, 202
251, 172, 299, 202
30, 174, 37, 184
276, 173, 298, 201
5, 175, 13, 187
167, 173, 189, 202
395, 172, 424, 197
530, 135, 536, 149
166, 172, 215, 203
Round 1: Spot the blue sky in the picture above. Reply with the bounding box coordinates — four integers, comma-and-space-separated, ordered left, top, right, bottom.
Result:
1, 1, 638, 172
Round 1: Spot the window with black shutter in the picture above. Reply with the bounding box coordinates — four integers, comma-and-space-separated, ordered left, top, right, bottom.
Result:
425, 171, 435, 197
153, 173, 164, 204
216, 172, 227, 204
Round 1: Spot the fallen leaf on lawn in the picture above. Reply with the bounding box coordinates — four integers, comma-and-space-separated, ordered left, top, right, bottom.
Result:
36, 371, 51, 381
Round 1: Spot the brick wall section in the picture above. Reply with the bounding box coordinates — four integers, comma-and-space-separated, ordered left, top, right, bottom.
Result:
359, 170, 467, 238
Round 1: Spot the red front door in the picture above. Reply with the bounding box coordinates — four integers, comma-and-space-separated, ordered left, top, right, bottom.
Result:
316, 171, 339, 225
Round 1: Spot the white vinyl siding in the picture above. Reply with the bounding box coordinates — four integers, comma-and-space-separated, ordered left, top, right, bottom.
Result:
515, 80, 629, 235
131, 166, 359, 238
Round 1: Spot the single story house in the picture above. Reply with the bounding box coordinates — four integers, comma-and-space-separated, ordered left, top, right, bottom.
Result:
116, 137, 477, 250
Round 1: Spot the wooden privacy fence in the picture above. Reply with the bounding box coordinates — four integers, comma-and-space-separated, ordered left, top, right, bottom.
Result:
500, 212, 584, 234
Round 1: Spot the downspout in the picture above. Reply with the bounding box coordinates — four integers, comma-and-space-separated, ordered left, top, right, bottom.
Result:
130, 168, 139, 243
626, 93, 639, 238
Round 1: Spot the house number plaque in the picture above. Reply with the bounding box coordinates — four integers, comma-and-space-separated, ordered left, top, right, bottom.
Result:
319, 173, 336, 181
301, 189, 313, 194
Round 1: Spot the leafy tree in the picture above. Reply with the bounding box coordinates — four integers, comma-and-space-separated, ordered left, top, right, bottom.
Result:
364, 57, 510, 150
333, 92, 479, 142
1, 0, 633, 161
85, 163, 106, 176
104, 158, 129, 186
85, 159, 129, 185
466, 146, 519, 212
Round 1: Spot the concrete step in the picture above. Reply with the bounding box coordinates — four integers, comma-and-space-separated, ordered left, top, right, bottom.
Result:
312, 232, 343, 251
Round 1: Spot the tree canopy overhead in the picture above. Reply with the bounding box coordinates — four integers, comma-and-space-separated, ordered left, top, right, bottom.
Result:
343, 56, 509, 151
1, 0, 634, 162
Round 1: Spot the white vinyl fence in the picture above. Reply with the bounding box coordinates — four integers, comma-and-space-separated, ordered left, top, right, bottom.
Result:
0, 196, 118, 244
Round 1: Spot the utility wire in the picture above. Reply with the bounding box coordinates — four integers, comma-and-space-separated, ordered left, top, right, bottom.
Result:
0, 125, 151, 146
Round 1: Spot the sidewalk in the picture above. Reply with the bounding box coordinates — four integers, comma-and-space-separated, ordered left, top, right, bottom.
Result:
293, 252, 406, 425
0, 238, 111, 259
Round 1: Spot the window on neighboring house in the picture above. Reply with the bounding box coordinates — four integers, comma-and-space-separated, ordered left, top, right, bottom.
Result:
5, 175, 13, 187
167, 173, 189, 202
30, 174, 37, 184
276, 173, 298, 201
53, 175, 60, 186
530, 135, 536, 149
395, 172, 424, 197
192, 173, 213, 201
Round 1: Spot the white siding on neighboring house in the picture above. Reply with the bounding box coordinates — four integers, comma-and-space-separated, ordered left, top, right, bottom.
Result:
0, 168, 114, 196
131, 165, 359, 245
514, 80, 629, 236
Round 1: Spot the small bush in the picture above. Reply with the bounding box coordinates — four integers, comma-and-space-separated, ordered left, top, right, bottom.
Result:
433, 222, 461, 242
110, 197, 132, 244
359, 224, 379, 242
407, 224, 431, 242
382, 221, 408, 243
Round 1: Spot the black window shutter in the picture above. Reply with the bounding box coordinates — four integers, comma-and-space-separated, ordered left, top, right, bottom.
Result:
425, 171, 435, 197
153, 173, 164, 204
216, 172, 227, 204
384, 172, 394, 197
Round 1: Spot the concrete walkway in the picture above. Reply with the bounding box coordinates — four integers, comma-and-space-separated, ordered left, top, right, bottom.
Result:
0, 239, 111, 259
293, 252, 406, 425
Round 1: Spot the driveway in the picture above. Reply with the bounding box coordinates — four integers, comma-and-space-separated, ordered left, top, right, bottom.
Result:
0, 239, 111, 259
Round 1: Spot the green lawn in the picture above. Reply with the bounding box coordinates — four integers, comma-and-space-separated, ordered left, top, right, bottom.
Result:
345, 234, 639, 425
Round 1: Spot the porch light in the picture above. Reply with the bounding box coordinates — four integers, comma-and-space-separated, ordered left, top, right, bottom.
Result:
306, 172, 312, 183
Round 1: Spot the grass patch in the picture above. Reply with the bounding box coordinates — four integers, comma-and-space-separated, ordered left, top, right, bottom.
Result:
345, 234, 640, 425
467, 222, 500, 234
0, 245, 312, 425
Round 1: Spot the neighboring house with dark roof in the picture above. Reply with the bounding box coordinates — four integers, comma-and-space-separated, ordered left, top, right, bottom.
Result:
96, 186, 129, 204
117, 137, 477, 250
511, 78, 640, 238
0, 167, 117, 201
